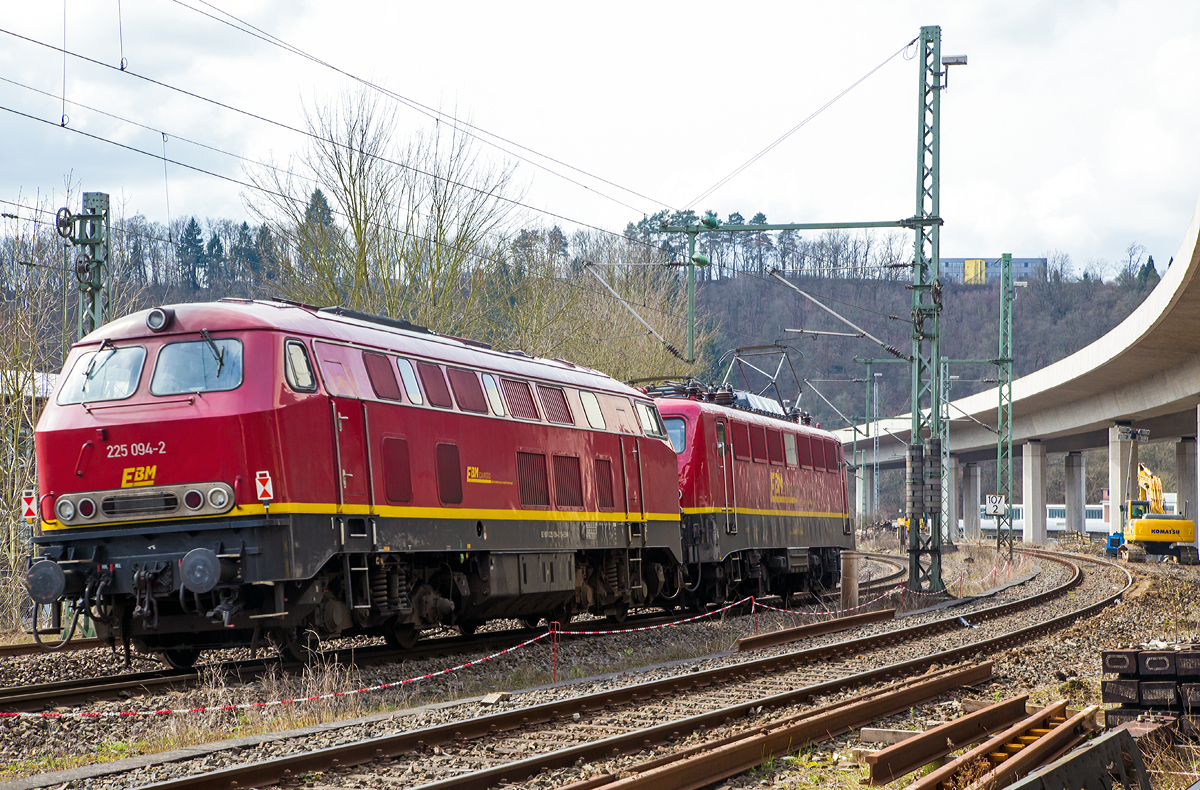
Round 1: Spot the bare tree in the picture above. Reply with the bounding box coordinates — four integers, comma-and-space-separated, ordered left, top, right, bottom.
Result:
248, 89, 521, 337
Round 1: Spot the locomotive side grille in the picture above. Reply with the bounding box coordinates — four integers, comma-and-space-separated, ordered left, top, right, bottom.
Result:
798, 433, 814, 468
382, 437, 413, 503
594, 458, 614, 509
101, 491, 180, 517
418, 362, 454, 408
825, 439, 841, 472
731, 421, 751, 460
447, 368, 488, 413
553, 455, 583, 508
436, 443, 463, 505
766, 428, 784, 465
501, 379, 540, 420
537, 385, 574, 424
516, 451, 550, 507
362, 352, 402, 400
750, 424, 768, 463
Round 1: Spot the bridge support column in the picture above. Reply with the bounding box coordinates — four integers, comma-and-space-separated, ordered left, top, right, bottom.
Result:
1023, 440, 1047, 545
963, 463, 981, 540
1065, 451, 1086, 535
858, 462, 875, 524
1109, 424, 1137, 531
1177, 435, 1197, 530
946, 456, 960, 542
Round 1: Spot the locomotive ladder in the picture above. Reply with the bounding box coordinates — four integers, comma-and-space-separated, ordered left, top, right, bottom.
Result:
343, 553, 372, 610
627, 521, 645, 600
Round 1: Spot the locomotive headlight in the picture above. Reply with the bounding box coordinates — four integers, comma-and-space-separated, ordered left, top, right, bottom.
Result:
77, 498, 96, 519
184, 489, 205, 510
208, 487, 229, 509
146, 307, 174, 332
55, 498, 75, 522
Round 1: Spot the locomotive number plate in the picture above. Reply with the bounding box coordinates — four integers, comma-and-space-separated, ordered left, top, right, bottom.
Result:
107, 441, 167, 458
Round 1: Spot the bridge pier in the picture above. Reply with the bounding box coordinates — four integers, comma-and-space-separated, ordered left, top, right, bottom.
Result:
1065, 451, 1086, 534
1178, 435, 1197, 527
963, 463, 981, 540
1108, 423, 1137, 531
857, 461, 875, 525
1023, 440, 1047, 545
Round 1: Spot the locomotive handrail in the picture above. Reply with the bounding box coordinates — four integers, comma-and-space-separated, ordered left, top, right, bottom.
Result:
82, 395, 194, 412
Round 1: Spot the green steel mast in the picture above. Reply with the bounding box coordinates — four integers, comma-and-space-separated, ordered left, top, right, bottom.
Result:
906, 26, 945, 592
996, 253, 1015, 560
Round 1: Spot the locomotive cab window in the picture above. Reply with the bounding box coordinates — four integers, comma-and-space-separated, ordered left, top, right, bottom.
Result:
284, 340, 317, 393
663, 417, 687, 454
151, 337, 244, 395
57, 345, 147, 404
395, 358, 423, 405
634, 401, 666, 438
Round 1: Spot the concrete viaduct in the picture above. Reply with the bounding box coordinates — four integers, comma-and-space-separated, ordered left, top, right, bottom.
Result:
837, 191, 1200, 545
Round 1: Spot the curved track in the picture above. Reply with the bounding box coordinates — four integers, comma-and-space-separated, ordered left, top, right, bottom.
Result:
121, 548, 1129, 790
0, 554, 908, 712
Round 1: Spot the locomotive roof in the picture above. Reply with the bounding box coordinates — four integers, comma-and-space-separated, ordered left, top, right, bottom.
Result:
656, 396, 837, 439
78, 299, 648, 400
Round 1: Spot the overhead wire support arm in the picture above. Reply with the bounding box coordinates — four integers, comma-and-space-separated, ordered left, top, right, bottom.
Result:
785, 328, 865, 339
803, 380, 860, 431
768, 270, 910, 361
583, 263, 683, 360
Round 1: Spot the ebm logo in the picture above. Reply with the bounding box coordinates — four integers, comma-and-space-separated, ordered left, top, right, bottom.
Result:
121, 466, 157, 488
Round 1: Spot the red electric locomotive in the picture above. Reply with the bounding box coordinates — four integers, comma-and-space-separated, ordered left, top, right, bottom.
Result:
654, 388, 853, 605
26, 300, 682, 664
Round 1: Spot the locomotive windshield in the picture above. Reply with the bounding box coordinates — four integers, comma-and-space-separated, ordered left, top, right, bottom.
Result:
57, 345, 147, 404
663, 417, 687, 453
151, 338, 244, 395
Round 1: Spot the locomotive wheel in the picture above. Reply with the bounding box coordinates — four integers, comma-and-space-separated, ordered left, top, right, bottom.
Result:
385, 622, 420, 650
279, 629, 319, 663
606, 604, 628, 624
519, 617, 541, 629
456, 621, 480, 637
159, 648, 201, 669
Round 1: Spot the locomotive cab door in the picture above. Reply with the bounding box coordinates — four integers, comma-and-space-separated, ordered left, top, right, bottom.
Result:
313, 341, 372, 515
714, 419, 736, 534
619, 436, 644, 520
330, 397, 370, 510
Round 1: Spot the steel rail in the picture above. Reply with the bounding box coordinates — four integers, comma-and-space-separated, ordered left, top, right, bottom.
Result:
523, 550, 1131, 790
0, 637, 102, 657
134, 549, 1124, 790
559, 664, 995, 790
0, 612, 705, 712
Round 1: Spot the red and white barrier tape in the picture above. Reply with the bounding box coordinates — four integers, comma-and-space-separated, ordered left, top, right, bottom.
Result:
750, 585, 902, 617
0, 632, 552, 720
555, 596, 753, 635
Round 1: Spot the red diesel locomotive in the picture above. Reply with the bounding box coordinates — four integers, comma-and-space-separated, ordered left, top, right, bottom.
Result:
25, 300, 852, 665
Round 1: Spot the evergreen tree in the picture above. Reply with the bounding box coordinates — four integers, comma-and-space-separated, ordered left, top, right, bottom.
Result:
178, 217, 205, 289
205, 231, 226, 287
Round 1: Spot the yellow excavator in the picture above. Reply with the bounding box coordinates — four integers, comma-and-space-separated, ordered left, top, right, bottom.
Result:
1106, 463, 1199, 564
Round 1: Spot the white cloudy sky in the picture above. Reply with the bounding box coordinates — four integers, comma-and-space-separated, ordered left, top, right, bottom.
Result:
2, 1, 1198, 274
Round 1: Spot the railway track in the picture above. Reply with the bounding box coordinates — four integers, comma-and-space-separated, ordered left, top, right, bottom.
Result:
122, 548, 1128, 790
0, 555, 908, 713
